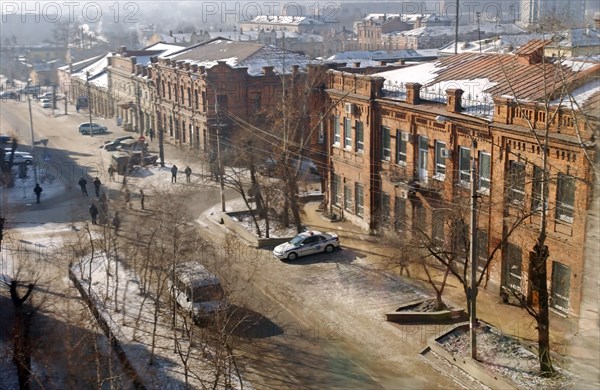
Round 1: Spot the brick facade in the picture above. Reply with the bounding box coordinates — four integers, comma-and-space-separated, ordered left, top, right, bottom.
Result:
324, 68, 597, 319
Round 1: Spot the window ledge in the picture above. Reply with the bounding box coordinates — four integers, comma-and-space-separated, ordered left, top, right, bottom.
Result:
433, 174, 445, 182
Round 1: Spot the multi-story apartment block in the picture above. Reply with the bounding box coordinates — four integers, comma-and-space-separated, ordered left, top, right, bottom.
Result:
324, 40, 598, 318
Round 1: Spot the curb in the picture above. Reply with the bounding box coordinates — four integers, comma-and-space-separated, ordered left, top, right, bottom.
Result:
68, 267, 147, 390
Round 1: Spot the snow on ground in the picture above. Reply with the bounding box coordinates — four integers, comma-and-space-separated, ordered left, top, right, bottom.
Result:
439, 325, 574, 389
2, 165, 66, 205
71, 252, 245, 389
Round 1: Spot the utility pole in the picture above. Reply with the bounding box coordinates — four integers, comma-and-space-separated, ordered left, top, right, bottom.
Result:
469, 138, 479, 359
156, 67, 165, 167
454, 0, 460, 54
27, 94, 38, 184
214, 84, 226, 212
86, 71, 93, 137
476, 12, 482, 53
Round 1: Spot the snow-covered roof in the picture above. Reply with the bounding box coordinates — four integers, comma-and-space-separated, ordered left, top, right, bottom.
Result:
143, 42, 187, 57
385, 23, 525, 38
374, 51, 600, 118
71, 53, 111, 87
167, 39, 312, 76
438, 33, 549, 55
551, 27, 600, 48
326, 49, 438, 61
363, 13, 436, 23
245, 15, 325, 26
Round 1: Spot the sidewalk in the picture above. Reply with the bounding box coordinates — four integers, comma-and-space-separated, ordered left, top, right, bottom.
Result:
300, 202, 599, 388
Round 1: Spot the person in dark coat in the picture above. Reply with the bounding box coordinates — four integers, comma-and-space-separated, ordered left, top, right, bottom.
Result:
112, 212, 121, 233
108, 166, 115, 181
149, 128, 154, 142
89, 203, 99, 224
171, 165, 178, 183
93, 177, 101, 197
33, 183, 43, 204
125, 189, 132, 209
139, 189, 145, 210
184, 166, 192, 183
78, 176, 88, 196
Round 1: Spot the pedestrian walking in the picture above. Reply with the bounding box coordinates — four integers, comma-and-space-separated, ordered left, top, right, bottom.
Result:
33, 183, 43, 204
139, 189, 145, 210
121, 175, 128, 190
108, 166, 115, 181
76, 103, 80, 112
89, 203, 99, 224
125, 189, 132, 209
184, 166, 192, 183
149, 128, 154, 142
93, 177, 101, 197
112, 212, 121, 233
171, 165, 178, 183
78, 176, 88, 196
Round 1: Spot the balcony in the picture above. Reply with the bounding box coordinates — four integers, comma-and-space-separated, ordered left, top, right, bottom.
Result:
384, 165, 444, 194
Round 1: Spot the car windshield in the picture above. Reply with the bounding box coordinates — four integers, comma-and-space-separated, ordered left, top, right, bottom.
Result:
289, 235, 306, 246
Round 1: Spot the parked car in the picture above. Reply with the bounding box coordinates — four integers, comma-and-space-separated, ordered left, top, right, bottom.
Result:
20, 85, 39, 95
0, 91, 18, 99
169, 261, 228, 324
79, 122, 108, 135
40, 98, 51, 108
38, 92, 54, 100
0, 135, 14, 144
273, 230, 340, 261
101, 135, 134, 151
3, 150, 33, 165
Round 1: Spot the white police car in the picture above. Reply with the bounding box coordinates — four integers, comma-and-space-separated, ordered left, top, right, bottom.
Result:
273, 230, 340, 261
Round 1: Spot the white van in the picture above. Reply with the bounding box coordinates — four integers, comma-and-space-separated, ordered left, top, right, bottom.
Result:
169, 261, 228, 324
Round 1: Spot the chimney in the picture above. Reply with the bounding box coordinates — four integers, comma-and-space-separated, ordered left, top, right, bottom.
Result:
142, 67, 148, 77
177, 61, 185, 69
446, 88, 463, 113
292, 65, 299, 75
135, 64, 143, 75
147, 67, 152, 79
262, 66, 274, 76
169, 30, 173, 37
405, 83, 421, 105
119, 46, 127, 54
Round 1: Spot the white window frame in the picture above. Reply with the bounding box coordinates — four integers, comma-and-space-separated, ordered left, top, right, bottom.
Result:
333, 116, 340, 146
381, 126, 391, 161
434, 141, 446, 180
458, 147, 471, 187
355, 183, 364, 217
396, 130, 407, 165
478, 152, 491, 194
355, 120, 364, 152
556, 174, 575, 223
344, 118, 352, 149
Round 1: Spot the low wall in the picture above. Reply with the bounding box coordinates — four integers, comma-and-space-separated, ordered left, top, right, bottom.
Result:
428, 323, 517, 390
385, 299, 468, 324
69, 268, 147, 390
221, 211, 294, 249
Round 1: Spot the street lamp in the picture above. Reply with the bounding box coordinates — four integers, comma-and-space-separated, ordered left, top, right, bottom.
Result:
86, 71, 94, 137
437, 115, 479, 359
26, 79, 38, 184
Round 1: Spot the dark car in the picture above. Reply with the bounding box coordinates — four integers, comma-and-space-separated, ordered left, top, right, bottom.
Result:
0, 135, 14, 144
101, 136, 134, 151
0, 91, 18, 100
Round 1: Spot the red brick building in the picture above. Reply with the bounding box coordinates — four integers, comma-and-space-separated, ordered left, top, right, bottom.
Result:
324, 42, 599, 318
148, 38, 314, 160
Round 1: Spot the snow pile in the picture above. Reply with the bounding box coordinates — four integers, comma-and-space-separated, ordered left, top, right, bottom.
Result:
438, 325, 574, 389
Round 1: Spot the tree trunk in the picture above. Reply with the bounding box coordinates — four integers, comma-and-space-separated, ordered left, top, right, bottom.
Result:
530, 243, 554, 375
10, 281, 35, 390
